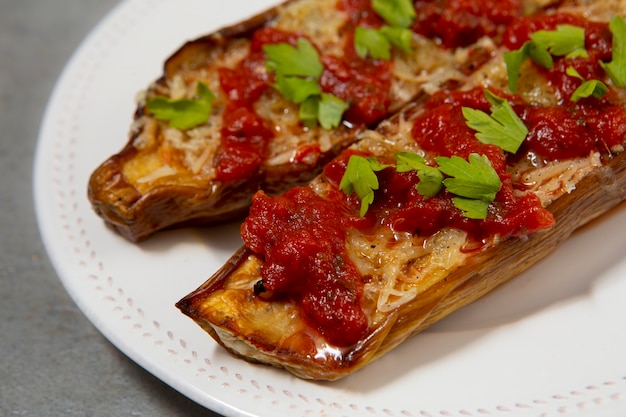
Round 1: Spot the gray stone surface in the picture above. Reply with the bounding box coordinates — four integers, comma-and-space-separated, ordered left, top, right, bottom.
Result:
0, 1, 221, 415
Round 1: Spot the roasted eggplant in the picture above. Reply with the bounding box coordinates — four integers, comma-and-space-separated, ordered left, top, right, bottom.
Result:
177, 4, 626, 380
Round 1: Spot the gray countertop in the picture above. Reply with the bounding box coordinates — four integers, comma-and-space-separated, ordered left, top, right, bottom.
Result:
0, 1, 221, 415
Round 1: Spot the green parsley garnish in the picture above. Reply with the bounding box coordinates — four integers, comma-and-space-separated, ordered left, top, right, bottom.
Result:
504, 42, 552, 92
379, 26, 413, 51
299, 95, 320, 126
355, 26, 413, 59
462, 90, 528, 153
450, 197, 492, 220
566, 67, 609, 102
354, 0, 415, 60
600, 16, 626, 87
264, 38, 323, 78
531, 25, 588, 59
263, 38, 348, 129
372, 0, 416, 28
435, 153, 502, 205
395, 152, 443, 197
145, 82, 215, 130
355, 27, 393, 60
273, 74, 322, 103
339, 155, 391, 217
300, 93, 350, 130
317, 94, 350, 130
504, 24, 588, 92
340, 152, 501, 219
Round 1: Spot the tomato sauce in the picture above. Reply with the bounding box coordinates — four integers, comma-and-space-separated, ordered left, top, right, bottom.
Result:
215, 22, 393, 182
244, 81, 626, 345
322, 86, 557, 241
215, 105, 275, 183
241, 187, 368, 346
411, 87, 510, 172
338, 0, 382, 28
522, 103, 626, 160
340, 0, 522, 49
215, 28, 298, 183
411, 0, 522, 48
320, 56, 392, 126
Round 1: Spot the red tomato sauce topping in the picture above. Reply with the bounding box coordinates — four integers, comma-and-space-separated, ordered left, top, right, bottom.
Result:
241, 187, 368, 346
317, 88, 557, 241
522, 103, 626, 160
385, 87, 556, 238
340, 0, 522, 49
411, 0, 522, 48
243, 83, 626, 346
215, 28, 289, 183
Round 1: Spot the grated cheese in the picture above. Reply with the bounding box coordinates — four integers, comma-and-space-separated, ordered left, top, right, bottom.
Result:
511, 152, 603, 206
273, 0, 347, 57
347, 227, 469, 318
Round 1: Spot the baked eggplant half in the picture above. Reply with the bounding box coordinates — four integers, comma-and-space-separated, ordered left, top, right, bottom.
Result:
87, 0, 526, 242
177, 7, 626, 380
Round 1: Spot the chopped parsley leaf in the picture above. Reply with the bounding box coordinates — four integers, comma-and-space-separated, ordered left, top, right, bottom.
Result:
601, 16, 626, 87
340, 152, 502, 220
339, 155, 391, 217
462, 90, 528, 153
263, 38, 348, 129
372, 0, 416, 28
566, 67, 609, 102
145, 82, 215, 130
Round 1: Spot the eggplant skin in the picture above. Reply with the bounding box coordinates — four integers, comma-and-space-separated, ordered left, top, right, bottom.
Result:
87, 151, 252, 242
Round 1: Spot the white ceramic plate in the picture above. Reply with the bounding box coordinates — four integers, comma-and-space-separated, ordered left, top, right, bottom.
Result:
34, 1, 626, 416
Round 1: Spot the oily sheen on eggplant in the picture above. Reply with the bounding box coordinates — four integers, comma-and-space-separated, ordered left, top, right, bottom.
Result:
88, 0, 504, 242
177, 2, 626, 380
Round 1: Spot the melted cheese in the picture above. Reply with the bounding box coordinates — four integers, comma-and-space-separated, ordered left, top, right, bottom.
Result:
273, 0, 347, 57
510, 152, 603, 206
391, 35, 467, 104
349, 228, 469, 320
